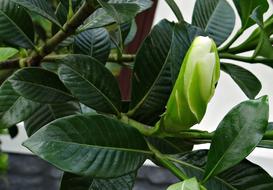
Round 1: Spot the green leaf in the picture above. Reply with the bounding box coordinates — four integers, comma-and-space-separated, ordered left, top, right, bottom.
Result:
60, 172, 136, 190
165, 0, 184, 22
0, 81, 39, 129
58, 55, 122, 115
232, 14, 273, 53
0, 47, 18, 62
73, 28, 111, 64
97, 0, 139, 25
129, 19, 174, 124
232, 0, 268, 29
0, 0, 34, 48
169, 150, 273, 190
167, 178, 201, 190
204, 96, 269, 181
52, 3, 68, 35
129, 20, 204, 124
148, 137, 193, 154
250, 6, 273, 59
192, 0, 235, 46
23, 114, 150, 178
82, 0, 152, 30
24, 102, 81, 136
11, 0, 61, 27
9, 68, 74, 104
221, 63, 261, 99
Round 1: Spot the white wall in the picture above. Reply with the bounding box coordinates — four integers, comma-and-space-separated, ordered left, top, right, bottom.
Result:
1, 0, 273, 176
154, 0, 273, 175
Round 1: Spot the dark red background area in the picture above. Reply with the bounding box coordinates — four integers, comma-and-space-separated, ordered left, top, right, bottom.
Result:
118, 0, 158, 100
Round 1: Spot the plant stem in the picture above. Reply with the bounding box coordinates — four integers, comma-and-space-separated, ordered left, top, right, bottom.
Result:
219, 53, 273, 65
226, 38, 273, 54
147, 141, 188, 181
120, 114, 159, 136
27, 1, 99, 66
108, 53, 136, 62
218, 29, 244, 52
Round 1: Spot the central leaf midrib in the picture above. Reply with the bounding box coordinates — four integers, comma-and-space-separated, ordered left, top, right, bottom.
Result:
10, 79, 74, 100
131, 27, 174, 112
43, 140, 153, 155
61, 65, 120, 115
0, 9, 35, 48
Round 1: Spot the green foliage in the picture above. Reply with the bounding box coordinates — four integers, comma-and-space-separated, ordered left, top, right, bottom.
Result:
0, 0, 272, 189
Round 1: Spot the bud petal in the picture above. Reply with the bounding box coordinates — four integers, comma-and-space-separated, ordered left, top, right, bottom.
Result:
162, 36, 220, 132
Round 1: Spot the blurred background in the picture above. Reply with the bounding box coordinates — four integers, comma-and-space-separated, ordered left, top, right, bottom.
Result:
0, 0, 273, 189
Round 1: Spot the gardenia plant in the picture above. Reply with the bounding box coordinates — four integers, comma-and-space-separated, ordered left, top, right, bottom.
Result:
0, 0, 272, 189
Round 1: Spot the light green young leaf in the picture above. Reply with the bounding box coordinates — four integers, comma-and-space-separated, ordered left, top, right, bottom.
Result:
167, 178, 201, 190
0, 48, 18, 62
163, 36, 220, 132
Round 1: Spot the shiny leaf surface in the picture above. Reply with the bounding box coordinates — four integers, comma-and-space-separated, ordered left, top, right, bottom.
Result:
57, 55, 122, 115
221, 63, 261, 99
204, 96, 269, 180
24, 114, 149, 178
192, 0, 235, 46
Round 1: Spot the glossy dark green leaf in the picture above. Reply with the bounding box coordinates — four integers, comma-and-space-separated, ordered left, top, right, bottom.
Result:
82, 0, 152, 30
129, 20, 204, 124
52, 3, 68, 35
24, 102, 81, 136
9, 68, 74, 104
167, 178, 201, 190
98, 0, 139, 24
232, 0, 268, 29
73, 28, 111, 64
250, 6, 273, 59
11, 0, 61, 27
0, 0, 34, 48
0, 81, 39, 129
57, 55, 122, 115
221, 63, 261, 99
165, 0, 183, 22
204, 96, 269, 180
23, 114, 150, 178
60, 172, 136, 190
169, 150, 273, 190
148, 137, 193, 154
129, 19, 174, 124
192, 0, 235, 46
